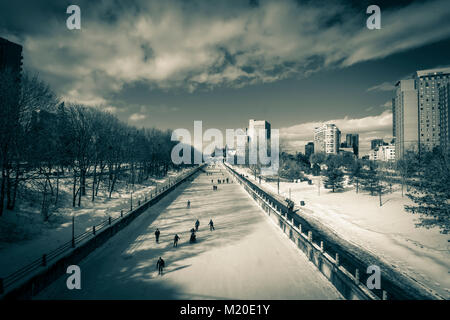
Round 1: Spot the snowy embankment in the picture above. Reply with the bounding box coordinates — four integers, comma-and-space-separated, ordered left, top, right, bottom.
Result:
232, 166, 450, 299
0, 169, 190, 278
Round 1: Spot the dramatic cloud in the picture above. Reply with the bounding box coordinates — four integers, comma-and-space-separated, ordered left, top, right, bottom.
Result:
280, 110, 393, 155
2, 0, 450, 108
367, 82, 396, 92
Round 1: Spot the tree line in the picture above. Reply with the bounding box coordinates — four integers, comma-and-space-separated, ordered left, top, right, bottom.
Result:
0, 68, 180, 219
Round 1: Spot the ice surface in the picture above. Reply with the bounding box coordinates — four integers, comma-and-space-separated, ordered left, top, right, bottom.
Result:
36, 165, 342, 300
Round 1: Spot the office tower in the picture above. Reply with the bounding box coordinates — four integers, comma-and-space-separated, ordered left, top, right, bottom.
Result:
392, 98, 396, 137
305, 142, 314, 160
248, 119, 271, 144
439, 83, 450, 155
370, 139, 386, 150
346, 133, 359, 157
0, 37, 23, 135
314, 123, 341, 154
247, 119, 271, 164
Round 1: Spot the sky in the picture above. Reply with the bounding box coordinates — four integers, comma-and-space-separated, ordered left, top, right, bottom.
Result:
1, 0, 450, 155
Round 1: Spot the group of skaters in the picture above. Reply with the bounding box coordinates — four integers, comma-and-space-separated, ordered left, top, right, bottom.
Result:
212, 177, 230, 191
153, 200, 216, 275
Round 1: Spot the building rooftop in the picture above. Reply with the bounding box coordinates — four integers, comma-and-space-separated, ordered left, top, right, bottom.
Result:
416, 67, 450, 77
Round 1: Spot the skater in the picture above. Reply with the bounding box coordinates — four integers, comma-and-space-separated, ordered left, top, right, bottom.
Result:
189, 229, 197, 243
195, 219, 200, 231
187, 200, 191, 208
173, 234, 180, 247
156, 257, 165, 275
155, 228, 160, 243
226, 178, 229, 183
209, 219, 215, 231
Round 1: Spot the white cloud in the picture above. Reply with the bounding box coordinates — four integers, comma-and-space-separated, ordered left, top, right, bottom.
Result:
17, 0, 450, 106
129, 113, 147, 122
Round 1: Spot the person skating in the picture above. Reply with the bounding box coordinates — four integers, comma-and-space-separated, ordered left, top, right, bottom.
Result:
173, 234, 180, 247
156, 257, 165, 275
195, 219, 200, 231
189, 229, 196, 243
209, 219, 215, 231
187, 200, 191, 208
155, 228, 160, 243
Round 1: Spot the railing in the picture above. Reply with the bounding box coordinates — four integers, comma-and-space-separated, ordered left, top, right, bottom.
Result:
224, 163, 442, 300
0, 165, 202, 297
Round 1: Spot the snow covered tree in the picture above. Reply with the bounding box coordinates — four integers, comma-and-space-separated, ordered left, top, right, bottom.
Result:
361, 162, 380, 196
323, 157, 344, 192
405, 149, 450, 232
349, 160, 363, 193
361, 161, 388, 205
396, 150, 419, 196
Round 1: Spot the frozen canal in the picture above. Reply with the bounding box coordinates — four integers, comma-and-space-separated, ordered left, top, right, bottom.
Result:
37, 165, 342, 299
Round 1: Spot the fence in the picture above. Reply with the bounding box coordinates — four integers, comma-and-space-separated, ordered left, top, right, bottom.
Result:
224, 163, 441, 300
0, 165, 204, 299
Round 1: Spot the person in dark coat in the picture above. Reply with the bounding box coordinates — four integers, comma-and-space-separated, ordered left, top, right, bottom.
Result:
173, 234, 180, 247
187, 200, 191, 208
156, 257, 165, 275
155, 228, 160, 243
209, 219, 215, 231
189, 229, 196, 243
195, 219, 200, 231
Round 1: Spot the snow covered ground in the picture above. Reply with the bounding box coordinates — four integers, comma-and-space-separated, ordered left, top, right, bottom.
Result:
0, 169, 189, 278
36, 165, 342, 300
233, 166, 450, 299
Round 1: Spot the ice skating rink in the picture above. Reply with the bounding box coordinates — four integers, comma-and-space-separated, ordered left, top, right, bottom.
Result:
36, 165, 342, 299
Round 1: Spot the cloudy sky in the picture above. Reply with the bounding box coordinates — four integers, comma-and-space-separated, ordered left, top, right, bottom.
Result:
1, 0, 450, 155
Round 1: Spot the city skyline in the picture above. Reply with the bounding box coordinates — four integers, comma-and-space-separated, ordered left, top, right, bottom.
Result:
1, 0, 450, 156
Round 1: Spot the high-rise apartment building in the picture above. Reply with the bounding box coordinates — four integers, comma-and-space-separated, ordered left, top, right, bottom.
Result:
0, 37, 23, 73
416, 67, 450, 153
314, 123, 341, 154
392, 79, 419, 159
439, 83, 450, 155
392, 67, 450, 159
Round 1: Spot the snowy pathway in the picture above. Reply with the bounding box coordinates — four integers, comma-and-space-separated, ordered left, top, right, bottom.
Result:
36, 166, 342, 300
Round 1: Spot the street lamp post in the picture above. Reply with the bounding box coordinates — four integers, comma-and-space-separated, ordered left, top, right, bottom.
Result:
130, 189, 133, 211
277, 176, 280, 194
71, 216, 75, 248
